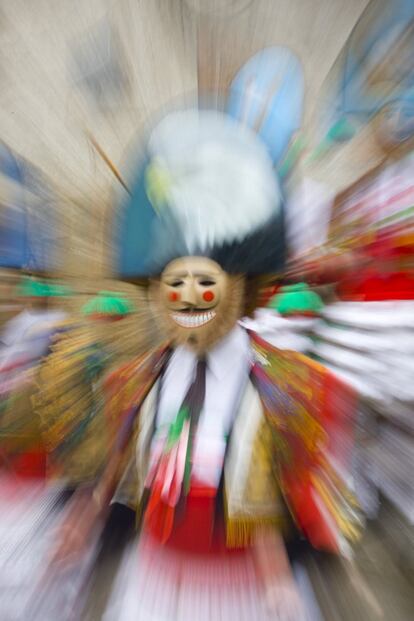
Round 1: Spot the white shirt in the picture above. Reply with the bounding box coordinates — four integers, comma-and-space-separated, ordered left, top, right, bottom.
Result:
153, 324, 252, 488
1, 309, 66, 346
0, 309, 67, 369
240, 308, 315, 353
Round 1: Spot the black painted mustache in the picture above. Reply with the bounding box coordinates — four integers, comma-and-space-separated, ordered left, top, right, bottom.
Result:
173, 306, 217, 313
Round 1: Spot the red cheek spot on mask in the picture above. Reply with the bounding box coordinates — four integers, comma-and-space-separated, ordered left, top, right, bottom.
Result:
203, 290, 215, 302
169, 292, 180, 302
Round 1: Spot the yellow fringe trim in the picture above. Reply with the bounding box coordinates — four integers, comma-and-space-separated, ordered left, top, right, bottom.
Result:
225, 516, 284, 548
311, 475, 362, 542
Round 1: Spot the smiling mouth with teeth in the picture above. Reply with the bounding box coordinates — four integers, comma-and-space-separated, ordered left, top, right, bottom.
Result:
171, 310, 216, 328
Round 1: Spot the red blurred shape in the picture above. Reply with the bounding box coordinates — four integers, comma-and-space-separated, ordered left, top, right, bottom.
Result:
9, 450, 47, 479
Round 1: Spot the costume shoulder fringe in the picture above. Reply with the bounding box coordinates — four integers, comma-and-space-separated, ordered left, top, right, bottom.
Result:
32, 325, 111, 484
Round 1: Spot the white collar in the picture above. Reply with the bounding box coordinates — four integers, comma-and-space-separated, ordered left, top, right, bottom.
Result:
208, 324, 250, 379
171, 324, 250, 381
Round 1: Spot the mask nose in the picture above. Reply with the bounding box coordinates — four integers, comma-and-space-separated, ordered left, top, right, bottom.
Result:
180, 281, 197, 307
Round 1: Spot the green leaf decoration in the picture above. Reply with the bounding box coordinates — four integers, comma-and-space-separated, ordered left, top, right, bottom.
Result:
81, 291, 136, 316
16, 277, 49, 298
268, 282, 324, 315
46, 283, 73, 297
15, 277, 72, 298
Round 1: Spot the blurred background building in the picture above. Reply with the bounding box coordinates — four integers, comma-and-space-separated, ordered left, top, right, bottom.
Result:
0, 1, 413, 619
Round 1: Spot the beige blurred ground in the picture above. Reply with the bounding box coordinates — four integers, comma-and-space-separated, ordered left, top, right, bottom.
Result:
82, 503, 414, 621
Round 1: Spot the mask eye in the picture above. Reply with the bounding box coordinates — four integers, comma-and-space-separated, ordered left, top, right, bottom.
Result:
199, 279, 216, 287
169, 280, 184, 288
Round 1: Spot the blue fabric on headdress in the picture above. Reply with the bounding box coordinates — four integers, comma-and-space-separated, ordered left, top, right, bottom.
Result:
117, 155, 189, 277
226, 47, 304, 166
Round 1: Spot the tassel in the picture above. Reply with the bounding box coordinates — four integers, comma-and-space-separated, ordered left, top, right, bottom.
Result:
225, 516, 284, 548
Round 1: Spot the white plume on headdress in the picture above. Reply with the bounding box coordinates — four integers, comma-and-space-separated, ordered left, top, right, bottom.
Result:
147, 110, 280, 253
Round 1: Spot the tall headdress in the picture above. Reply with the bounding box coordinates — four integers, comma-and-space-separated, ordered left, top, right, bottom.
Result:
116, 48, 304, 279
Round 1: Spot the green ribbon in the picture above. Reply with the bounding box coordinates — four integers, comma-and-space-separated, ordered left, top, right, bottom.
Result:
165, 406, 189, 452
163, 405, 194, 497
